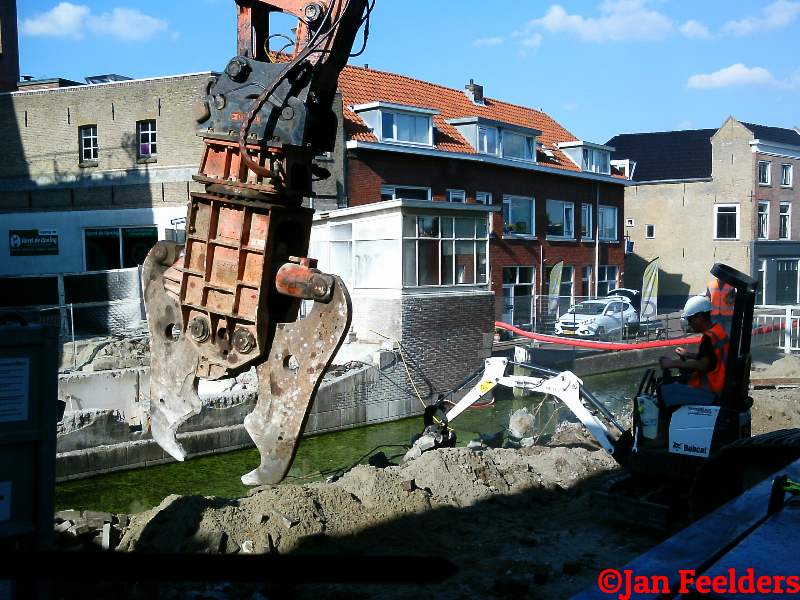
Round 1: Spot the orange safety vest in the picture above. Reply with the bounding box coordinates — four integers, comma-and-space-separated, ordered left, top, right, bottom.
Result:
688, 323, 729, 395
707, 279, 734, 316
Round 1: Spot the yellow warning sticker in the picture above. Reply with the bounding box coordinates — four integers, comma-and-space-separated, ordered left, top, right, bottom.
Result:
478, 380, 496, 395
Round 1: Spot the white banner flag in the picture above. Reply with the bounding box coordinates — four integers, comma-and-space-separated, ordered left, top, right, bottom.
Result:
641, 257, 659, 320
548, 260, 564, 314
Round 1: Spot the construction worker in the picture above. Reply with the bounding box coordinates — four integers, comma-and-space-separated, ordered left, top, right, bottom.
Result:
646, 296, 729, 447
705, 277, 735, 335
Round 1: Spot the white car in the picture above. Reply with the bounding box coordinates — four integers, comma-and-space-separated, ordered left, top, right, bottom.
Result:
554, 296, 639, 341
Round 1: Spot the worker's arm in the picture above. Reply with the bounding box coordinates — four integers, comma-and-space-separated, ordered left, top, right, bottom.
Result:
658, 354, 711, 373
675, 347, 697, 360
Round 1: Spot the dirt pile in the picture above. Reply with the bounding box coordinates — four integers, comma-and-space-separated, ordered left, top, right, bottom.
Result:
53, 385, 800, 600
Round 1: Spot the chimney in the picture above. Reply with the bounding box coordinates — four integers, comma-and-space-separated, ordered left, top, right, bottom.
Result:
465, 79, 485, 106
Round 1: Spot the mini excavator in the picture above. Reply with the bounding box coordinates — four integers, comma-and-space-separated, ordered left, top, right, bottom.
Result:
142, 0, 371, 486
407, 263, 800, 519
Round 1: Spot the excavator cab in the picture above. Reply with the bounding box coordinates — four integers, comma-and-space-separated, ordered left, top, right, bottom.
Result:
622, 263, 758, 483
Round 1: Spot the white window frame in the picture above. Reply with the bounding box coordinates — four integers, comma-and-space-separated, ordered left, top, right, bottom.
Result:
381, 110, 432, 146
714, 204, 739, 240
502, 195, 535, 236
645, 224, 655, 239
447, 189, 466, 203
476, 191, 492, 205
582, 148, 610, 174
758, 160, 771, 185
780, 202, 791, 240
782, 164, 793, 187
380, 185, 431, 201
545, 199, 574, 239
502, 131, 535, 161
477, 125, 499, 155
581, 265, 592, 296
402, 215, 489, 287
757, 259, 767, 305
598, 205, 618, 241
758, 201, 770, 240
137, 120, 157, 159
581, 203, 593, 240
80, 125, 98, 163
597, 265, 619, 296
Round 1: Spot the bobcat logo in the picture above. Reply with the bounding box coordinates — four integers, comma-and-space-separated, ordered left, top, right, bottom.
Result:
672, 441, 682, 450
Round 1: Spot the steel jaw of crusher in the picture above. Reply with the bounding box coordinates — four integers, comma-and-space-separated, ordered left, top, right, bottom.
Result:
142, 240, 351, 485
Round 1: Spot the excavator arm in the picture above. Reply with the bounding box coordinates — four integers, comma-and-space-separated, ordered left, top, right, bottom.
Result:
143, 0, 370, 485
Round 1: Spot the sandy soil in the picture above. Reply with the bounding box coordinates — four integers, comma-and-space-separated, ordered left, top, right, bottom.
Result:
53, 361, 800, 600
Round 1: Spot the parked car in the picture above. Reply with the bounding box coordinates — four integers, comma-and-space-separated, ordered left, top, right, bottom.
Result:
554, 296, 639, 341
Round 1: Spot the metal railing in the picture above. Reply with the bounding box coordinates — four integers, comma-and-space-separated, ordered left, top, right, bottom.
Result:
753, 306, 800, 353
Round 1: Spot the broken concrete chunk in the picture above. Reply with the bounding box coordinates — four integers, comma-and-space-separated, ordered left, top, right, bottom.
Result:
225, 536, 240, 554
509, 407, 535, 440
401, 479, 416, 492
101, 523, 114, 551
241, 540, 255, 554
56, 510, 80, 522
83, 510, 113, 523
266, 533, 278, 554
252, 513, 268, 526
53, 521, 72, 534
271, 509, 298, 530
67, 523, 92, 537
115, 514, 129, 528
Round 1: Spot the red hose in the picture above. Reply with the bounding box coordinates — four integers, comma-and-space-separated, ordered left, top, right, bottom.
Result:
495, 321, 701, 350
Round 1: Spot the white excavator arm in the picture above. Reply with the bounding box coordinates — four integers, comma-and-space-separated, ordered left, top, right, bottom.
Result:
404, 357, 619, 462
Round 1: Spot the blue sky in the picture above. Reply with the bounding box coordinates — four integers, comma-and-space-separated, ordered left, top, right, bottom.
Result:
17, 0, 800, 144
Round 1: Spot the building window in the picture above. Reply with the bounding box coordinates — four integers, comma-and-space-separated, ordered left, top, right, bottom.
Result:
714, 204, 739, 239
546, 199, 574, 238
80, 125, 98, 163
646, 224, 655, 239
597, 265, 618, 296
501, 266, 536, 327
502, 195, 534, 235
447, 189, 466, 203
581, 266, 592, 296
758, 161, 771, 185
782, 164, 793, 187
137, 120, 157, 159
476, 192, 492, 204
381, 111, 431, 145
402, 215, 488, 286
582, 148, 610, 174
581, 203, 593, 239
758, 201, 769, 240
503, 131, 535, 161
598, 205, 617, 240
84, 226, 158, 271
380, 185, 431, 201
776, 259, 799, 305
478, 126, 499, 155
780, 202, 791, 240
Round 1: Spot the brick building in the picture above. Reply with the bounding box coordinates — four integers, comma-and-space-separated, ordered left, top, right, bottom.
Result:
609, 117, 800, 307
331, 66, 628, 327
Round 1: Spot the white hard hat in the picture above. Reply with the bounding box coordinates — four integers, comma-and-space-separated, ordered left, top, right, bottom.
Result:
683, 295, 713, 319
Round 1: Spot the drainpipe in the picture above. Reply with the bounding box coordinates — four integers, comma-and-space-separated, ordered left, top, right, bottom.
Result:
595, 182, 600, 297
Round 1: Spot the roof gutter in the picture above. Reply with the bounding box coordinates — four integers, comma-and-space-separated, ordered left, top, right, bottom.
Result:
345, 140, 631, 186
631, 177, 713, 186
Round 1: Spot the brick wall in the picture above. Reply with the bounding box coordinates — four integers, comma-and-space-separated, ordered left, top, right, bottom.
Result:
401, 291, 494, 395
0, 74, 210, 212
347, 148, 626, 297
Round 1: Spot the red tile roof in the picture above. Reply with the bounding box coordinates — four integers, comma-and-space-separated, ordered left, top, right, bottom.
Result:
338, 65, 591, 175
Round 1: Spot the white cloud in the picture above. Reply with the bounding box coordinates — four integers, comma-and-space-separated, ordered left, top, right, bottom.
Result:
723, 0, 800, 36
679, 20, 710, 40
473, 37, 503, 47
563, 103, 578, 110
522, 34, 543, 48
19, 2, 91, 39
678, 121, 693, 129
19, 3, 169, 41
523, 1, 673, 43
86, 8, 169, 41
687, 64, 775, 89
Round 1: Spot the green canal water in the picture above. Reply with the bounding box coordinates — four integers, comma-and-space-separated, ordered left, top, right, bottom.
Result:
55, 368, 644, 515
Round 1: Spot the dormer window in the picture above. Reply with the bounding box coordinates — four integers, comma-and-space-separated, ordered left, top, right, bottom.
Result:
447, 117, 541, 164
503, 132, 535, 161
555, 141, 614, 175
478, 126, 498, 155
351, 102, 438, 148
